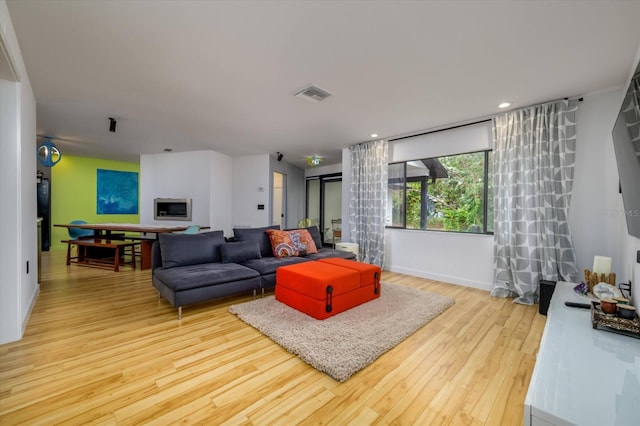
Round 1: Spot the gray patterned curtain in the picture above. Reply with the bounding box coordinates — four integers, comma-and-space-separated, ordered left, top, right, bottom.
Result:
349, 140, 388, 268
492, 99, 580, 304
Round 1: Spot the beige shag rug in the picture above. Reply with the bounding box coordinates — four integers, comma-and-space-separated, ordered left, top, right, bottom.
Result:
229, 282, 455, 382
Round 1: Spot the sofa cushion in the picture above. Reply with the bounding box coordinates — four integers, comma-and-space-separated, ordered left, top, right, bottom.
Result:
266, 229, 318, 258
159, 231, 225, 268
305, 226, 323, 249
241, 256, 312, 276
233, 225, 280, 257
154, 262, 260, 291
220, 241, 262, 264
307, 248, 357, 260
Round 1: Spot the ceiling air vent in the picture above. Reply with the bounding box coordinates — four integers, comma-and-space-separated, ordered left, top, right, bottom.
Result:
294, 85, 332, 103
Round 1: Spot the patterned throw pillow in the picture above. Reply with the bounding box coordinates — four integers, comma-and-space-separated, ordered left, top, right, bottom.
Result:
266, 229, 318, 258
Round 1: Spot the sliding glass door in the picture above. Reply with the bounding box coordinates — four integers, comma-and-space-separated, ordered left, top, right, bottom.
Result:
306, 174, 342, 247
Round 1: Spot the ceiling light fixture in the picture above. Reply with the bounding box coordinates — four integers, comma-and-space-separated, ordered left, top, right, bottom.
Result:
109, 117, 117, 132
498, 102, 511, 109
371, 133, 378, 138
37, 136, 62, 167
307, 156, 322, 166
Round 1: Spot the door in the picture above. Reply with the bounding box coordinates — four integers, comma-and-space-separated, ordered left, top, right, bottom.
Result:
272, 172, 286, 228
305, 174, 342, 246
321, 178, 342, 246
306, 178, 320, 227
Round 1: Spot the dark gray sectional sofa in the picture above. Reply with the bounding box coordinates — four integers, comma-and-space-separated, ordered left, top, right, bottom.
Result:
151, 225, 356, 319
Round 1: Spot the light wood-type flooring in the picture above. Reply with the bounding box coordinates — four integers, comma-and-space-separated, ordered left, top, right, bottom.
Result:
0, 250, 546, 425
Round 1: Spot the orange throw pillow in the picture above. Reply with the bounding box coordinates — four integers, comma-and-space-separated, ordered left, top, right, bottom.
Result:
266, 229, 318, 258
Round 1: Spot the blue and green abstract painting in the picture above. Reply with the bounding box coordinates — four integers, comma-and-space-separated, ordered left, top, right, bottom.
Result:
97, 169, 139, 214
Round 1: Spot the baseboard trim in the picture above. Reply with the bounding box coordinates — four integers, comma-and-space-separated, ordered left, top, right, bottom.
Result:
385, 265, 492, 292
22, 284, 40, 335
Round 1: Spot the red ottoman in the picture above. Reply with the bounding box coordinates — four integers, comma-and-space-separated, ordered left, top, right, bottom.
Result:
317, 258, 381, 296
276, 260, 381, 320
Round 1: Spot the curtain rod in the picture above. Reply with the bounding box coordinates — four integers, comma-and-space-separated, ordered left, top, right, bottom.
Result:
388, 119, 491, 142
507, 95, 584, 115
387, 95, 584, 143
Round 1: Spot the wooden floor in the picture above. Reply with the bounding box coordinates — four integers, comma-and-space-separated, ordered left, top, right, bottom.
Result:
0, 250, 546, 425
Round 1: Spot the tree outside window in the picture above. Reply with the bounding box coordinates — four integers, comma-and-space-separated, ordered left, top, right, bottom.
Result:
388, 150, 492, 234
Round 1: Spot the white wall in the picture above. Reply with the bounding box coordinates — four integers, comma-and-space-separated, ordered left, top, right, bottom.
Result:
140, 150, 233, 235
386, 229, 494, 290
0, 0, 39, 344
232, 155, 270, 229
571, 90, 625, 279
140, 152, 304, 237
210, 150, 233, 235
617, 46, 640, 305
571, 56, 640, 305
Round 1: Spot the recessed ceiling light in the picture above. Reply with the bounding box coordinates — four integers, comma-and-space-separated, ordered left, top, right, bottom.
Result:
498, 102, 511, 109
371, 133, 378, 138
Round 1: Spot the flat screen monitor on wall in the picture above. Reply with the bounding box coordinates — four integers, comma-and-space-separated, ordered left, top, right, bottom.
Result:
612, 61, 640, 239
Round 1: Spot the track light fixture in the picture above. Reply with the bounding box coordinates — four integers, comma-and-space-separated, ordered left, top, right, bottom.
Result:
277, 152, 283, 162
109, 117, 117, 132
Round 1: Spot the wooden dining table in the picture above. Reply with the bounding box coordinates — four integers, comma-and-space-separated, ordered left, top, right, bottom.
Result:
54, 223, 209, 270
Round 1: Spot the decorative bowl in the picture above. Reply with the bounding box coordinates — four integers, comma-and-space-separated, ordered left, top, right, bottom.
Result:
600, 299, 618, 314
617, 304, 637, 320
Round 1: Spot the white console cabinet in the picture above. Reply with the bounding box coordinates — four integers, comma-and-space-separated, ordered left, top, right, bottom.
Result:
524, 282, 640, 425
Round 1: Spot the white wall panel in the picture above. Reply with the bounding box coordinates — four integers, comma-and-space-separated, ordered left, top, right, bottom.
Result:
140, 151, 214, 227
211, 151, 233, 236
0, 0, 38, 344
232, 155, 270, 229
140, 150, 233, 236
571, 90, 623, 281
385, 229, 493, 290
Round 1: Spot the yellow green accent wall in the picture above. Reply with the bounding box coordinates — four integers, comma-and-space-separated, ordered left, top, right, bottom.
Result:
50, 155, 140, 250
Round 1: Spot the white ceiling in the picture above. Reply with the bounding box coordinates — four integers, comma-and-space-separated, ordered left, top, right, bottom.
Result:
7, 0, 640, 169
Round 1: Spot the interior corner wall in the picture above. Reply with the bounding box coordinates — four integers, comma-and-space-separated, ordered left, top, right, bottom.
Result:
570, 85, 640, 304
271, 157, 305, 229
140, 150, 231, 233
231, 155, 270, 229
50, 156, 140, 250
570, 90, 623, 280
0, 0, 38, 345
617, 45, 640, 305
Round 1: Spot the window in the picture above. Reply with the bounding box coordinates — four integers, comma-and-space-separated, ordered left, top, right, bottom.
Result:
388, 150, 493, 233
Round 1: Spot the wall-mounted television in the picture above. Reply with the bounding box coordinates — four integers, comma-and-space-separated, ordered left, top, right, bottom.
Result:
612, 61, 640, 238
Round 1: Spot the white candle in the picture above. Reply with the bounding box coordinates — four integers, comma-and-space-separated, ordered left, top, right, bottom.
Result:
592, 256, 612, 275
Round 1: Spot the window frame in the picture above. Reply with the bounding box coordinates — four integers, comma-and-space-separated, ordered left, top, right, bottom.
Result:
386, 149, 493, 235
